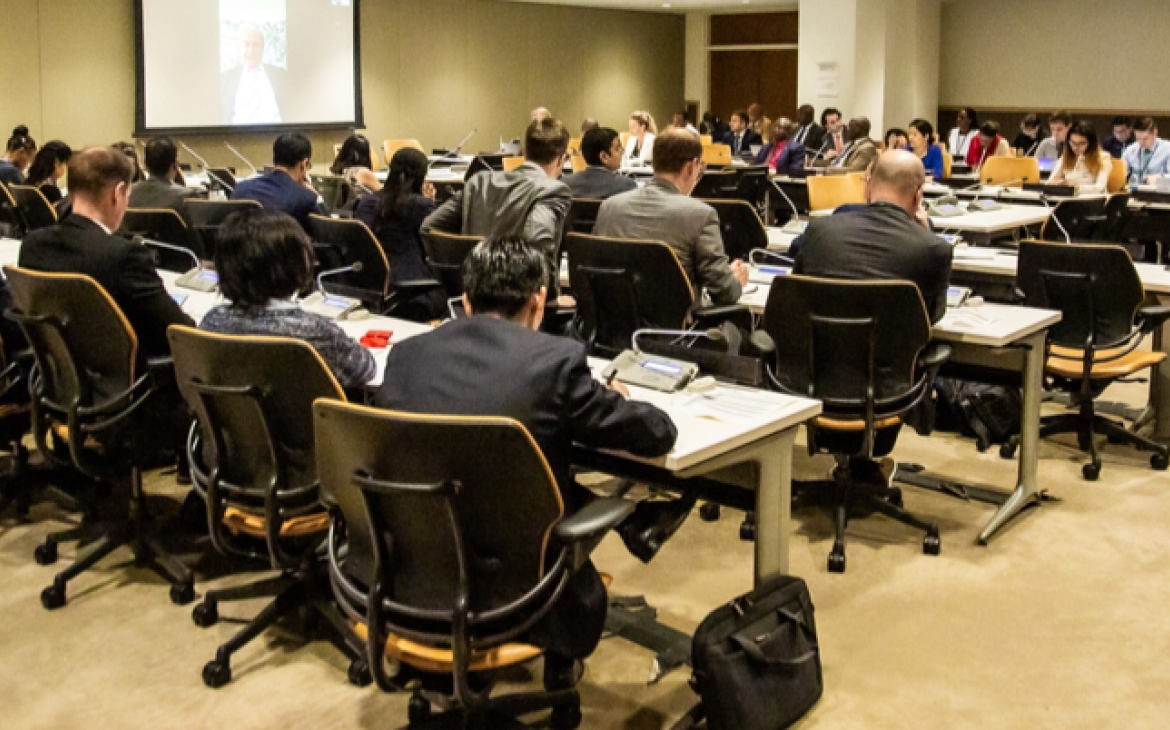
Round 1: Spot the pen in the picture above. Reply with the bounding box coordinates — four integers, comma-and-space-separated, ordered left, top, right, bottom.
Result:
605, 369, 617, 387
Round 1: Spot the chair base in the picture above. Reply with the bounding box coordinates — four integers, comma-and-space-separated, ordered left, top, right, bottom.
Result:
403, 687, 581, 730
193, 563, 372, 689
39, 467, 193, 610
1037, 412, 1170, 481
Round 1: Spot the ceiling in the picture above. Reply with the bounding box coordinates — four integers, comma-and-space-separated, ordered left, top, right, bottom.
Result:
503, 0, 798, 13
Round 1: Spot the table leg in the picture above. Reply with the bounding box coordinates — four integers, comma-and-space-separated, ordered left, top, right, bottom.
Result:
753, 429, 795, 584
1151, 294, 1170, 441
979, 330, 1047, 543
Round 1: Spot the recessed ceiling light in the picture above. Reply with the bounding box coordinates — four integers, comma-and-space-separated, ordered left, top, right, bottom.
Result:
662, 3, 671, 6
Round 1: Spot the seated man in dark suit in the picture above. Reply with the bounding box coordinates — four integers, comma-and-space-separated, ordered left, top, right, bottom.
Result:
422, 118, 572, 297
129, 136, 201, 213
792, 104, 825, 152
562, 127, 637, 200
594, 129, 749, 306
376, 236, 678, 689
232, 133, 324, 231
754, 117, 807, 175
21, 146, 194, 360
794, 150, 953, 323
721, 109, 762, 157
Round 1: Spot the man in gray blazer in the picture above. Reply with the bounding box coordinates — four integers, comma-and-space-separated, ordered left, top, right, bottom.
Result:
562, 128, 637, 200
422, 118, 571, 296
593, 129, 748, 306
128, 137, 200, 213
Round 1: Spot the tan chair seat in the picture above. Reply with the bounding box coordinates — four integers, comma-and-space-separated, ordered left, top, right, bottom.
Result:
815, 415, 902, 432
222, 507, 331, 539
1047, 345, 1166, 380
353, 623, 542, 674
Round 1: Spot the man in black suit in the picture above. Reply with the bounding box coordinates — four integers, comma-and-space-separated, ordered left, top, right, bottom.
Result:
792, 104, 825, 152
376, 236, 677, 687
794, 150, 953, 323
422, 118, 572, 296
232, 133, 324, 231
129, 136, 201, 213
721, 109, 762, 157
221, 24, 286, 125
562, 127, 637, 200
20, 146, 194, 361
754, 118, 807, 175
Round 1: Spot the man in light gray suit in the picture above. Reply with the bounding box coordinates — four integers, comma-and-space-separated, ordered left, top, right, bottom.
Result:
422, 118, 571, 296
593, 129, 748, 306
128, 137, 201, 213
562, 127, 637, 200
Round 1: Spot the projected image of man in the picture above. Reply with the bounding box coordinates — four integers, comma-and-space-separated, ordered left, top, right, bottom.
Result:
221, 24, 285, 125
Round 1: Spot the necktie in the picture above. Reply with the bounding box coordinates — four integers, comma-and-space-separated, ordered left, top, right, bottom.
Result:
834, 133, 843, 152
735, 134, 742, 154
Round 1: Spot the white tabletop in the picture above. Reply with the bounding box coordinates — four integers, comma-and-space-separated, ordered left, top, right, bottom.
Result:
766, 227, 798, 251
587, 357, 820, 472
929, 202, 1049, 233
947, 246, 1170, 296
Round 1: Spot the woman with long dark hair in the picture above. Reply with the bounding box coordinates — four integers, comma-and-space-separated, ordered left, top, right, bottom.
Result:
907, 119, 945, 179
330, 133, 380, 193
354, 147, 446, 321
1049, 121, 1112, 194
25, 141, 73, 204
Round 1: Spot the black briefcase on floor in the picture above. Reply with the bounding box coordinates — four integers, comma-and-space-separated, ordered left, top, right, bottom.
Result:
678, 575, 823, 730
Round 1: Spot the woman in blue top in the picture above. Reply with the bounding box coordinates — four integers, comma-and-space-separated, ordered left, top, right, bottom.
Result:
908, 119, 945, 179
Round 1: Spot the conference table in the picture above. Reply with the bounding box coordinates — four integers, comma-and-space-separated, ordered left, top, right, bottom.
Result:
741, 273, 1062, 543
0, 237, 822, 583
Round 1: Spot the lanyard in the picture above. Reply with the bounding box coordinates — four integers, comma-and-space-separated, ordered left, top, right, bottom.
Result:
1140, 139, 1158, 179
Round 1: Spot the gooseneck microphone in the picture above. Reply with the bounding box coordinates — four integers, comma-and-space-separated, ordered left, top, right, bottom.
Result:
1039, 193, 1072, 244
133, 235, 200, 271
316, 261, 364, 293
224, 143, 258, 176
180, 142, 234, 193
632, 327, 724, 354
749, 249, 795, 267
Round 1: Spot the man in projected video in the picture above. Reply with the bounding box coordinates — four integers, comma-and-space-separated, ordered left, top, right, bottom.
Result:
221, 23, 285, 125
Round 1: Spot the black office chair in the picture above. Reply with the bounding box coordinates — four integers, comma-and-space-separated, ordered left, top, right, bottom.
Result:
422, 230, 481, 300
205, 167, 238, 196
3, 266, 195, 608
734, 166, 771, 214
182, 199, 261, 258
0, 182, 25, 237
703, 198, 770, 262
8, 185, 58, 232
757, 275, 950, 573
1007, 241, 1170, 480
690, 170, 738, 200
466, 154, 507, 179
565, 198, 604, 235
119, 208, 206, 270
310, 174, 353, 212
168, 326, 371, 688
1041, 198, 1106, 242
314, 400, 633, 729
307, 215, 442, 317
564, 232, 750, 358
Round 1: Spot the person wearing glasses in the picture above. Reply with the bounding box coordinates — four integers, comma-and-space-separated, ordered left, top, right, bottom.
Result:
1048, 121, 1112, 195
594, 129, 748, 306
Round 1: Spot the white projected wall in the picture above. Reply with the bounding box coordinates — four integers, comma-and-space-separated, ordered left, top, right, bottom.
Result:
139, 0, 360, 131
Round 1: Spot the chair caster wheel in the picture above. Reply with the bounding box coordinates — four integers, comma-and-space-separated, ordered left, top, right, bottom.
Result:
739, 520, 756, 541
202, 660, 232, 689
170, 581, 195, 606
887, 487, 903, 509
192, 602, 218, 628
1082, 463, 1100, 481
698, 502, 721, 522
975, 437, 990, 453
923, 529, 941, 556
1152, 453, 1169, 471
41, 583, 66, 610
408, 694, 432, 724
827, 551, 846, 574
34, 541, 58, 566
348, 659, 372, 687
551, 703, 583, 730
999, 442, 1017, 460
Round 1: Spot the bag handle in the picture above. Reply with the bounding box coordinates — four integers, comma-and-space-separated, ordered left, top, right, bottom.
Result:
730, 607, 818, 667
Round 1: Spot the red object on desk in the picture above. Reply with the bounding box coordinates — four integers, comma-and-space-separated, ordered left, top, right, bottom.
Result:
359, 330, 394, 348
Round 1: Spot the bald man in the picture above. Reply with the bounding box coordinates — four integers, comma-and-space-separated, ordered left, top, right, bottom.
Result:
793, 150, 953, 322
221, 24, 286, 125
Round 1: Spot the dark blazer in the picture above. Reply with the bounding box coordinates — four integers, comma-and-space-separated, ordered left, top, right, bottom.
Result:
421, 162, 571, 295
231, 169, 323, 231
377, 315, 677, 499
562, 166, 638, 200
220, 64, 288, 124
354, 193, 446, 320
129, 177, 200, 214
793, 201, 953, 323
0, 161, 24, 186
754, 140, 807, 174
721, 129, 763, 156
19, 214, 194, 361
792, 122, 825, 151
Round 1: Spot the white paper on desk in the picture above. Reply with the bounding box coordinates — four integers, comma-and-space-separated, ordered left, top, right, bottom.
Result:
943, 308, 998, 329
671, 387, 784, 423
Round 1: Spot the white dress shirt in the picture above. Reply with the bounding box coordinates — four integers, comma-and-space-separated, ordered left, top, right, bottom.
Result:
232, 66, 282, 125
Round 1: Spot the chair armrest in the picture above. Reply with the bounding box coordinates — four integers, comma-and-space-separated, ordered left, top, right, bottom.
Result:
146, 356, 176, 391
693, 304, 754, 335
1137, 305, 1170, 334
554, 497, 635, 572
918, 342, 952, 371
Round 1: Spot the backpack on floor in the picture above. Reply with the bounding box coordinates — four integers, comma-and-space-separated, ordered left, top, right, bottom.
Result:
933, 378, 1022, 451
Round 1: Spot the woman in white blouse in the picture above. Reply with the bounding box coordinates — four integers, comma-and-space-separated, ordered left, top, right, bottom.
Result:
947, 107, 977, 158
622, 111, 657, 167
1048, 121, 1112, 194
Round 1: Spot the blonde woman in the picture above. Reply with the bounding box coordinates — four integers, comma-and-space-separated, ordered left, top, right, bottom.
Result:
622, 111, 657, 166
1048, 121, 1112, 194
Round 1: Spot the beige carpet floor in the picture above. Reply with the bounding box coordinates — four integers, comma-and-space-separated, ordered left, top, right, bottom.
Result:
2, 383, 1170, 729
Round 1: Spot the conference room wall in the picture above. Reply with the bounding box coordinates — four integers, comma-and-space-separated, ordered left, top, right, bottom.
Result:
2, 0, 684, 172
940, 0, 1170, 113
